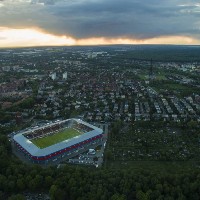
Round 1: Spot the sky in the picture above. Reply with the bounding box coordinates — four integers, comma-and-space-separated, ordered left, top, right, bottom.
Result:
0, 0, 200, 47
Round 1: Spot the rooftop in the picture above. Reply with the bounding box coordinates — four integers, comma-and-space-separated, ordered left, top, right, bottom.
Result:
13, 119, 103, 157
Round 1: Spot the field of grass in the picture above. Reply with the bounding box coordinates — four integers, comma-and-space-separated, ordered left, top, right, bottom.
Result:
31, 128, 81, 149
152, 82, 199, 97
138, 74, 148, 80
138, 69, 168, 81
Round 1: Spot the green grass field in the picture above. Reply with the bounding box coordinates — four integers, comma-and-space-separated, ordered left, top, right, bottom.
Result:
31, 128, 81, 149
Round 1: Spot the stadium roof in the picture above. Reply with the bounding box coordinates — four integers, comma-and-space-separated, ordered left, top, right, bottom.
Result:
13, 119, 103, 157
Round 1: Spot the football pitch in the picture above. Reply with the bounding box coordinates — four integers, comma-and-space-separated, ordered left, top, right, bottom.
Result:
31, 128, 82, 149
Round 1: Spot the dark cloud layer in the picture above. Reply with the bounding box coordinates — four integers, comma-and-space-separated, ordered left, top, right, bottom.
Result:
1, 0, 200, 40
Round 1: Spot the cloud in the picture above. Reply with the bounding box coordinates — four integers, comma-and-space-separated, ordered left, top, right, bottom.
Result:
42, 0, 200, 40
0, 36, 6, 40
0, 0, 200, 43
0, 27, 76, 47
31, 0, 55, 5
1, 27, 199, 47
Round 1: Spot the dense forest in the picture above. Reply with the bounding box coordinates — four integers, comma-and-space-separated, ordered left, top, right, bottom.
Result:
1, 127, 200, 200
113, 45, 200, 62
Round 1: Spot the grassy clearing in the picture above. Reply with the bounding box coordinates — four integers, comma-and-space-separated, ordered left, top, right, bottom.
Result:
138, 74, 148, 80
152, 82, 199, 97
32, 128, 81, 149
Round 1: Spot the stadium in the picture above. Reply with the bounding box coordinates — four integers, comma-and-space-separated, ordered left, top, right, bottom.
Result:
13, 119, 103, 164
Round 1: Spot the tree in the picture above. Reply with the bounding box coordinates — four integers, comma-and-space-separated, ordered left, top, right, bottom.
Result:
19, 97, 35, 109
110, 193, 126, 200
187, 120, 198, 129
8, 194, 25, 200
45, 176, 53, 188
104, 150, 112, 161
49, 185, 57, 200
16, 179, 25, 191
136, 190, 148, 200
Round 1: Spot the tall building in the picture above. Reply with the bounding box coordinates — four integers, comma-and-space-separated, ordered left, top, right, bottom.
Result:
50, 72, 56, 80
63, 72, 68, 80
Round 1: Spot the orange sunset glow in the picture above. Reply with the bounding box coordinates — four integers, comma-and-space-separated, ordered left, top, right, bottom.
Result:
0, 27, 200, 48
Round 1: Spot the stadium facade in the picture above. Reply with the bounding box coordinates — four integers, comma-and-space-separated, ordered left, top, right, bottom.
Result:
13, 119, 103, 164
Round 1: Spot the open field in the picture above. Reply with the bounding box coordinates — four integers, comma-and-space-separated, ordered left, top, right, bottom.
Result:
151, 82, 199, 97
31, 128, 81, 149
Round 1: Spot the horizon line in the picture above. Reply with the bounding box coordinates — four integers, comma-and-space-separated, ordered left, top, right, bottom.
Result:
1, 43, 200, 50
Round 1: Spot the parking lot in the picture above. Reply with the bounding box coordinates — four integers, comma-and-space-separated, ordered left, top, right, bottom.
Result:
62, 123, 108, 167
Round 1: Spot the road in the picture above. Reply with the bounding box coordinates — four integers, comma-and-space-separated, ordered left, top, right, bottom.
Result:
64, 123, 109, 167
92, 123, 109, 167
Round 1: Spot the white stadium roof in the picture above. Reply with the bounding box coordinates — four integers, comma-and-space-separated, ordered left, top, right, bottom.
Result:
13, 119, 103, 157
